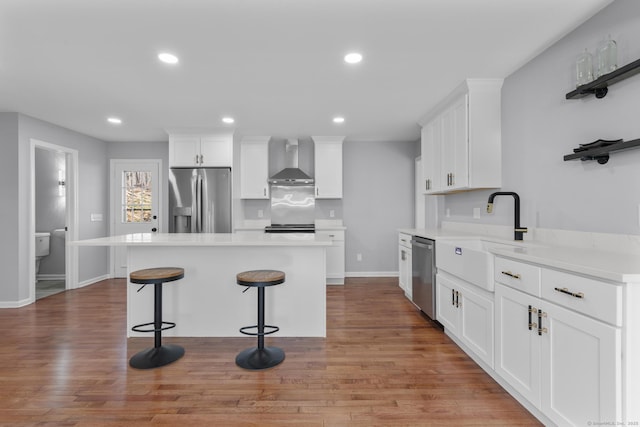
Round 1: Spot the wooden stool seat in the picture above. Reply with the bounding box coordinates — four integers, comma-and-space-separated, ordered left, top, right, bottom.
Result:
130, 267, 184, 285
235, 270, 285, 370
236, 270, 285, 287
129, 267, 185, 370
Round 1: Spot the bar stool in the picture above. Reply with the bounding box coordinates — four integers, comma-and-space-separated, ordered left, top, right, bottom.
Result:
129, 267, 185, 369
236, 270, 285, 370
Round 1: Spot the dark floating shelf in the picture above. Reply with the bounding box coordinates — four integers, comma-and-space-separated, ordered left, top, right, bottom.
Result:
564, 138, 640, 164
566, 58, 640, 99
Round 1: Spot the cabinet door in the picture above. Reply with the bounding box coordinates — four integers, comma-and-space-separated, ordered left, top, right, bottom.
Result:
421, 121, 441, 194
398, 245, 412, 297
449, 94, 469, 190
495, 284, 541, 406
240, 139, 269, 199
436, 274, 459, 335
459, 286, 494, 368
200, 136, 232, 167
314, 140, 343, 199
316, 230, 345, 284
169, 135, 200, 167
540, 302, 621, 426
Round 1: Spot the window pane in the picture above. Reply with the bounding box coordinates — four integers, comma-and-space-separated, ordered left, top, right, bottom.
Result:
122, 171, 152, 223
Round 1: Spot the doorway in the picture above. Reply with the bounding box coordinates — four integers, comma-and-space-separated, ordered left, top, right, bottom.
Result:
30, 139, 78, 302
110, 160, 162, 278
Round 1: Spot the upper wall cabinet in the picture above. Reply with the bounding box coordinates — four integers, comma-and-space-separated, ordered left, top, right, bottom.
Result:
168, 133, 233, 168
419, 79, 503, 195
240, 136, 270, 199
312, 136, 344, 199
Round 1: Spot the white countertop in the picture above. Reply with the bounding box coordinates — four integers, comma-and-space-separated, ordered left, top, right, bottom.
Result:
72, 232, 332, 247
400, 228, 640, 283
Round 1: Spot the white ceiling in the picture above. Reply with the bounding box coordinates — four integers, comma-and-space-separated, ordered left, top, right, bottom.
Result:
0, 0, 613, 143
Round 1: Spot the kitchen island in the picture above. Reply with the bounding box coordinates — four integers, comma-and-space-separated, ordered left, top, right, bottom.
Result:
73, 233, 332, 337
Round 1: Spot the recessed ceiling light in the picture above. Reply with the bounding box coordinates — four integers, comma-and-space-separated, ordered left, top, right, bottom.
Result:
344, 52, 362, 64
107, 117, 122, 125
333, 117, 345, 124
222, 117, 235, 124
158, 52, 179, 64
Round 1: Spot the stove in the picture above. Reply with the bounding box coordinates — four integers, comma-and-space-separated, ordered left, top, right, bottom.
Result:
264, 224, 316, 233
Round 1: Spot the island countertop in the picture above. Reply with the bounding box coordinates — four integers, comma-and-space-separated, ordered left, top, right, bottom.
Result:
72, 232, 333, 247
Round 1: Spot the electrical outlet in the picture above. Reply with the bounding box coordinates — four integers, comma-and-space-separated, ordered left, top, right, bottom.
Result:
446, 208, 451, 218
329, 210, 335, 218
473, 207, 481, 219
356, 253, 362, 262
258, 209, 264, 218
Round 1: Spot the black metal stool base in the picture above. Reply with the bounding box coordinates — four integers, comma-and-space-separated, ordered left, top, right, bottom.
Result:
235, 346, 285, 370
129, 344, 185, 369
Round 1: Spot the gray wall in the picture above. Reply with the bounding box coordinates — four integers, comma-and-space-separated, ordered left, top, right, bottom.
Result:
0, 113, 111, 304
343, 140, 417, 274
35, 148, 66, 275
442, 0, 640, 235
0, 113, 20, 301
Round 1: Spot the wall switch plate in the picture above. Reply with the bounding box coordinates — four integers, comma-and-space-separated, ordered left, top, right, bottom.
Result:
90, 213, 103, 222
446, 208, 451, 218
329, 210, 335, 218
356, 253, 362, 261
258, 209, 264, 218
473, 207, 481, 219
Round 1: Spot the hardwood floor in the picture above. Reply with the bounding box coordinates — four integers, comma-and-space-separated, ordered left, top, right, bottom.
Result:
0, 277, 541, 426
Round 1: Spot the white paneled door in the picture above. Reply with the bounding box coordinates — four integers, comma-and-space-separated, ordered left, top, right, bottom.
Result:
110, 160, 161, 278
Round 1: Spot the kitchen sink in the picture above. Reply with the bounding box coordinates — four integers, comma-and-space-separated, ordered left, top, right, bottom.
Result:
436, 239, 523, 291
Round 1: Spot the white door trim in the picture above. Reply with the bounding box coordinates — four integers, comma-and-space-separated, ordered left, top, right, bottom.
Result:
109, 159, 163, 277
30, 139, 79, 302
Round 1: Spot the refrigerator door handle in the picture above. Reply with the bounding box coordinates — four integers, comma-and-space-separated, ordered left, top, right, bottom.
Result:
196, 174, 203, 232
190, 173, 198, 233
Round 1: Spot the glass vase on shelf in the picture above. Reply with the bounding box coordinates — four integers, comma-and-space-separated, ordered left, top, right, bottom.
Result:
576, 49, 594, 87
596, 35, 617, 78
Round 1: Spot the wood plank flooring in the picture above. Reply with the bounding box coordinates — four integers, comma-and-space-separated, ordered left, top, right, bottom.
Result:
0, 277, 541, 426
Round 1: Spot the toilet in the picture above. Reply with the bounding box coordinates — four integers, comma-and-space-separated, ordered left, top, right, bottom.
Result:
35, 232, 51, 275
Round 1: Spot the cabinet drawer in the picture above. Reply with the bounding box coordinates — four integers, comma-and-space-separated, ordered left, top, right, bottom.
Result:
494, 257, 541, 297
398, 233, 412, 248
317, 230, 345, 242
541, 269, 621, 326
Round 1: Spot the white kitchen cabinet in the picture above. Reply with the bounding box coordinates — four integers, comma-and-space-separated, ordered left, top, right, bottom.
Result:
398, 233, 412, 298
240, 136, 270, 199
419, 79, 502, 194
494, 261, 622, 426
436, 272, 494, 368
169, 134, 233, 167
421, 121, 440, 193
316, 229, 345, 285
312, 136, 344, 199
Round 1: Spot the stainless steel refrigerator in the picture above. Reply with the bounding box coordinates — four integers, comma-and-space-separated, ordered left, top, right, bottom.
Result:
168, 167, 232, 233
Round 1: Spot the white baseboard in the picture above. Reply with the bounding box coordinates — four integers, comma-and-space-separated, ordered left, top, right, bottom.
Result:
346, 271, 398, 278
36, 274, 65, 281
0, 297, 33, 308
76, 274, 112, 289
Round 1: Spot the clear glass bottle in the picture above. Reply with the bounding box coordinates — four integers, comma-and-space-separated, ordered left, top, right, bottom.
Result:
576, 49, 594, 87
596, 35, 617, 78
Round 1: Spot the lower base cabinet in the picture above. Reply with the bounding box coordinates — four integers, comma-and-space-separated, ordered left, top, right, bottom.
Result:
317, 230, 345, 285
436, 272, 494, 369
495, 283, 621, 426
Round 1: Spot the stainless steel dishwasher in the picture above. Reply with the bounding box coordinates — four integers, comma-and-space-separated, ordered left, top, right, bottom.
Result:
411, 236, 436, 320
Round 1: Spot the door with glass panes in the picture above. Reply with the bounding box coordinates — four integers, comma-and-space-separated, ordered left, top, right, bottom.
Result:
111, 160, 160, 277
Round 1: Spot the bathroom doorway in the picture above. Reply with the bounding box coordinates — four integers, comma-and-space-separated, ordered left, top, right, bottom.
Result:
30, 139, 78, 302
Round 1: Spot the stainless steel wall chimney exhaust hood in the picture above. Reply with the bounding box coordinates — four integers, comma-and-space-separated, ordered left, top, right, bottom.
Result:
268, 139, 314, 185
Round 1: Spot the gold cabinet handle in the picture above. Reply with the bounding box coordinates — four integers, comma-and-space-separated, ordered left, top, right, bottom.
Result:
501, 271, 521, 279
554, 287, 584, 299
